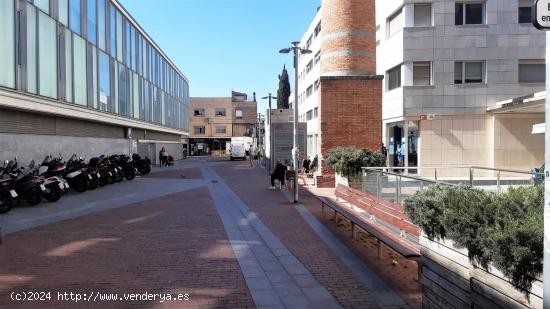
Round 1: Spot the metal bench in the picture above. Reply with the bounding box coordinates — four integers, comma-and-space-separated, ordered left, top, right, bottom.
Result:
317, 185, 421, 282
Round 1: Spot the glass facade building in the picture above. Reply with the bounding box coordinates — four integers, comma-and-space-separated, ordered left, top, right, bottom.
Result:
0, 0, 189, 132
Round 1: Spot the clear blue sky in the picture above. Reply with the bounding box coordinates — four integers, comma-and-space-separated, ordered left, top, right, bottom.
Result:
119, 0, 321, 114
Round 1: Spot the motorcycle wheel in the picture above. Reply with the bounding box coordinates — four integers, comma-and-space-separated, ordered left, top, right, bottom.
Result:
106, 174, 115, 185
26, 187, 42, 206
45, 185, 62, 202
124, 167, 136, 180
0, 194, 13, 214
88, 176, 99, 190
141, 164, 151, 175
72, 177, 88, 193
114, 171, 123, 182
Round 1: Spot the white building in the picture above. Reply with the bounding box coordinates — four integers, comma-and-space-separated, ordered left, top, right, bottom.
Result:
376, 0, 545, 174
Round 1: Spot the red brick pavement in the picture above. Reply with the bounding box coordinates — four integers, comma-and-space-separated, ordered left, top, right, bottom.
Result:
0, 187, 254, 309
211, 160, 382, 309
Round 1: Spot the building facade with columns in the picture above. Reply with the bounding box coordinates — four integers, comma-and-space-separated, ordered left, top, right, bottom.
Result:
293, 0, 382, 187
376, 0, 545, 174
0, 0, 189, 165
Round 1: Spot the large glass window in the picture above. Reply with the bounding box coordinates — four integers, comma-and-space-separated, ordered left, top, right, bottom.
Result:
0, 0, 15, 88
455, 3, 484, 25
26, 4, 38, 93
387, 65, 401, 90
34, 0, 50, 14
387, 9, 403, 38
413, 62, 431, 86
132, 72, 139, 118
87, 45, 97, 108
118, 64, 129, 116
87, 0, 97, 44
69, 0, 81, 35
38, 12, 58, 99
454, 61, 484, 84
64, 28, 73, 103
519, 60, 545, 83
97, 0, 106, 51
98, 51, 110, 111
112, 59, 117, 113
73, 34, 87, 105
414, 4, 432, 27
58, 0, 69, 26
109, 3, 116, 57
116, 11, 123, 62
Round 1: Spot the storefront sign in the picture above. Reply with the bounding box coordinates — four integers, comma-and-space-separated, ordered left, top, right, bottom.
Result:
533, 0, 550, 29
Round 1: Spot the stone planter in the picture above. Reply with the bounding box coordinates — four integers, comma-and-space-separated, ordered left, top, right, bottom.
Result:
420, 234, 542, 309
335, 172, 362, 189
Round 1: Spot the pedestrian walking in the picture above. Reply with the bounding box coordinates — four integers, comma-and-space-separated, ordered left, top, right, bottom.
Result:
159, 147, 167, 167
269, 160, 287, 189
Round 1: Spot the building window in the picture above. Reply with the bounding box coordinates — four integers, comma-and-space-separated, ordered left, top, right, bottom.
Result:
109, 3, 117, 57
215, 126, 226, 134
414, 4, 432, 27
87, 0, 97, 44
306, 60, 313, 73
413, 62, 431, 86
454, 61, 484, 84
194, 126, 205, 134
314, 79, 320, 91
306, 85, 313, 97
236, 109, 243, 118
194, 108, 204, 116
518, 0, 531, 23
64, 28, 73, 103
58, 0, 69, 26
116, 11, 123, 62
98, 51, 110, 111
387, 8, 403, 37
306, 110, 313, 121
34, 0, 50, 14
314, 107, 318, 118
387, 65, 401, 90
38, 11, 58, 99
69, 0, 81, 35
306, 35, 313, 49
455, 3, 484, 25
97, 0, 106, 51
215, 108, 226, 117
314, 51, 321, 65
0, 0, 15, 89
73, 33, 87, 106
519, 60, 545, 83
314, 21, 321, 37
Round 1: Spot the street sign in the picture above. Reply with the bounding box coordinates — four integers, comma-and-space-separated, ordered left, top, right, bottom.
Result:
533, 0, 550, 29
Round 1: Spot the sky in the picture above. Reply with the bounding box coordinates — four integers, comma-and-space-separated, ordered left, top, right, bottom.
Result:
119, 0, 321, 114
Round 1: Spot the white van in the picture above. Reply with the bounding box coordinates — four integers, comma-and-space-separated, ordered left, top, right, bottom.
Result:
230, 142, 246, 160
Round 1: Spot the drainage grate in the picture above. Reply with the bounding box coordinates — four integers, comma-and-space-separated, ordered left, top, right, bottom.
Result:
211, 180, 218, 183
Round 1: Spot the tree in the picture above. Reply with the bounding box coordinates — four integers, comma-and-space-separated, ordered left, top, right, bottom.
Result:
277, 65, 290, 109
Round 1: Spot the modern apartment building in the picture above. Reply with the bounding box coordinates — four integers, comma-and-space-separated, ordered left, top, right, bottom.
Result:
293, 0, 382, 187
189, 91, 257, 156
376, 0, 545, 174
0, 0, 189, 165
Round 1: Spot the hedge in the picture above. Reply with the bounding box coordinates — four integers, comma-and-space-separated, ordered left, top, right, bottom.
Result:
404, 184, 543, 296
325, 146, 386, 178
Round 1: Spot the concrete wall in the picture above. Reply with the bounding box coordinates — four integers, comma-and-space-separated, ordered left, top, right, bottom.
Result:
0, 132, 136, 166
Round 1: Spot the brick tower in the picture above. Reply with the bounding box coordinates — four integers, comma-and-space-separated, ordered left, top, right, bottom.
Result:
316, 0, 383, 187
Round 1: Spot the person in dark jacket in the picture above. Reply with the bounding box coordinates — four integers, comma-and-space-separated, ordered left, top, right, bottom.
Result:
302, 157, 311, 173
269, 160, 287, 189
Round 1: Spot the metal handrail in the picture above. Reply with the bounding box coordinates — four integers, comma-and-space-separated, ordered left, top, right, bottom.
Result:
364, 169, 456, 186
362, 166, 543, 175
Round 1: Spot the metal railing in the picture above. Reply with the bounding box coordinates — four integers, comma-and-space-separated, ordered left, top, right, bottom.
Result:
361, 166, 543, 204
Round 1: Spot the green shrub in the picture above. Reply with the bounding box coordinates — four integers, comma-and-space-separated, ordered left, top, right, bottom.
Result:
404, 184, 543, 296
325, 146, 385, 178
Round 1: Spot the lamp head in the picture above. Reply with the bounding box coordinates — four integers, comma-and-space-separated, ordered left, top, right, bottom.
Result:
279, 48, 292, 54
300, 49, 313, 54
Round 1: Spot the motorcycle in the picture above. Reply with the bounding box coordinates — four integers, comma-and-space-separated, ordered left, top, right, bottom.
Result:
0, 161, 17, 213
132, 154, 151, 175
64, 154, 91, 192
3, 159, 44, 206
89, 157, 114, 186
37, 156, 70, 202
109, 154, 136, 181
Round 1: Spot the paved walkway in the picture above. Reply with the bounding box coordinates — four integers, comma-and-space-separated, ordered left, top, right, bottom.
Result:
0, 157, 418, 308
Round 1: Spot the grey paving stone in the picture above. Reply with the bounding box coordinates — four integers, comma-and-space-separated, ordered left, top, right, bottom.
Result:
265, 270, 294, 283
259, 260, 284, 272
281, 295, 312, 308
255, 252, 279, 262
251, 244, 273, 255
293, 274, 321, 288
279, 255, 301, 266
252, 289, 283, 307
272, 248, 292, 257
301, 286, 334, 302
242, 266, 265, 278
246, 277, 273, 291
272, 281, 303, 297
239, 257, 261, 268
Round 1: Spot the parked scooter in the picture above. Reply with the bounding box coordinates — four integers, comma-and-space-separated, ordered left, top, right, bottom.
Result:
2, 159, 45, 206
109, 154, 136, 181
132, 154, 151, 175
64, 154, 91, 192
37, 156, 70, 202
89, 157, 114, 186
0, 160, 17, 213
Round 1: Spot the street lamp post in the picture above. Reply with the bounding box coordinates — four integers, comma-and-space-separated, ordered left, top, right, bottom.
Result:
262, 94, 276, 173
280, 42, 312, 203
